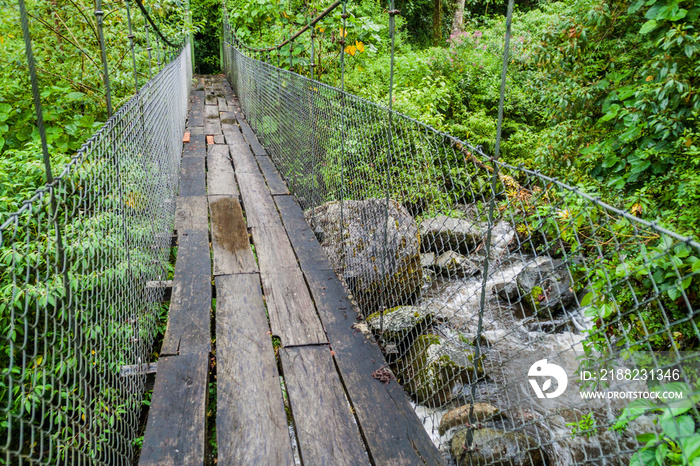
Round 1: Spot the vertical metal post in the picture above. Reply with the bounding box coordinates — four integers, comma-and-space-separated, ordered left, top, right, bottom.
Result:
155, 35, 162, 70
339, 0, 347, 271
145, 24, 153, 80
17, 0, 52, 182
465, 0, 515, 456
95, 0, 113, 117
125, 0, 139, 93
379, 0, 399, 338
289, 41, 293, 71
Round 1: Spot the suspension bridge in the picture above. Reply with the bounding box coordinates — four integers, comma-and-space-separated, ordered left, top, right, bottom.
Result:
2, 0, 699, 465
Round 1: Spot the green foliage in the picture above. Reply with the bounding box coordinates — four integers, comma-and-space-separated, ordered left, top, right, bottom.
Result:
567, 412, 599, 439
611, 383, 700, 466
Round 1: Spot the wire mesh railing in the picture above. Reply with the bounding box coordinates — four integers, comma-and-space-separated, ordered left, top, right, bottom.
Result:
0, 41, 191, 465
224, 10, 700, 464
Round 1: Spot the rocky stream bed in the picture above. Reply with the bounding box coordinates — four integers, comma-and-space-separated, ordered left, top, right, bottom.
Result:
308, 199, 659, 465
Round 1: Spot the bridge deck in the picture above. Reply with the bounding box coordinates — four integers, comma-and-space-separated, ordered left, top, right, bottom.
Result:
139, 75, 444, 465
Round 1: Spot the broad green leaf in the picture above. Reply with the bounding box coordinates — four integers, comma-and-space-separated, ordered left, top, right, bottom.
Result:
640, 19, 658, 34
660, 415, 694, 440
681, 437, 700, 461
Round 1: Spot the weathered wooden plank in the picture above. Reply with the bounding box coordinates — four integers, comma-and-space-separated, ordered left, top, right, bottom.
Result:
187, 90, 205, 127
220, 112, 244, 146
175, 196, 208, 232
257, 156, 289, 195
223, 129, 245, 146
204, 105, 219, 120
274, 195, 334, 272
209, 196, 257, 275
139, 352, 209, 466
280, 346, 368, 465
178, 157, 206, 197
205, 94, 217, 105
249, 225, 297, 271
217, 97, 228, 111
302, 268, 446, 465
207, 145, 238, 196
215, 274, 294, 465
258, 266, 326, 346
182, 133, 206, 158
205, 118, 222, 136
230, 143, 260, 174
161, 229, 212, 355
235, 117, 267, 156
235, 170, 278, 229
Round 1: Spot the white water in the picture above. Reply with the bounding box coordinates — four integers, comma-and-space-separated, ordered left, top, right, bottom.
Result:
409, 257, 656, 465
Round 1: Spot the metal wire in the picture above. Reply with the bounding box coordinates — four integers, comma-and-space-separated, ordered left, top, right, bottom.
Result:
224, 9, 700, 464
2, 4, 191, 461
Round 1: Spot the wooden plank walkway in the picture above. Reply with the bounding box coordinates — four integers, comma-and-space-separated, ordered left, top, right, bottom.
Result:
140, 75, 444, 466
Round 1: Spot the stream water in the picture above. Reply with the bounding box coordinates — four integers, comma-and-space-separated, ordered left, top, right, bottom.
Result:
409, 255, 657, 465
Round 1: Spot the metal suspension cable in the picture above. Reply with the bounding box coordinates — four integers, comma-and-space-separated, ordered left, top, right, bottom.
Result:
229, 0, 342, 52
465, 0, 515, 453
133, 0, 181, 48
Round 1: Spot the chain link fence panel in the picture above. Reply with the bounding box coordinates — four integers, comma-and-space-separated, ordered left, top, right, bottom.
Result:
224, 39, 700, 465
1, 43, 191, 465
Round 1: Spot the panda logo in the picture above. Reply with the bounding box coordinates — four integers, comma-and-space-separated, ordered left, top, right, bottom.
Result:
528, 359, 568, 399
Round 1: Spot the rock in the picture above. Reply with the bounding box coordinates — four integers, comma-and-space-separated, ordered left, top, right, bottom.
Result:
398, 334, 482, 406
434, 251, 480, 278
488, 221, 516, 259
365, 306, 433, 343
450, 428, 545, 466
419, 216, 484, 255
516, 259, 575, 317
420, 252, 436, 268
306, 199, 422, 313
493, 281, 520, 302
438, 403, 503, 435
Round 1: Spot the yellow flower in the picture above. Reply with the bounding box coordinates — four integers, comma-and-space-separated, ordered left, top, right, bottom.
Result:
345, 45, 356, 56
355, 41, 365, 53
339, 27, 347, 38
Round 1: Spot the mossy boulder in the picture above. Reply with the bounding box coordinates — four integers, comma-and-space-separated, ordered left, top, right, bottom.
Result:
434, 251, 481, 278
419, 216, 484, 255
306, 199, 422, 314
438, 403, 503, 435
516, 259, 575, 317
366, 306, 433, 343
450, 428, 545, 466
398, 334, 483, 406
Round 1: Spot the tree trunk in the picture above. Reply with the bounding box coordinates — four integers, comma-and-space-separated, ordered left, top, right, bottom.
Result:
451, 0, 465, 36
433, 0, 442, 46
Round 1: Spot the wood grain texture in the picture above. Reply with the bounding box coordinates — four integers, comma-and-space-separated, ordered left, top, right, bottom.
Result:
182, 133, 206, 158
259, 266, 326, 346
274, 195, 334, 272
215, 274, 294, 465
187, 90, 204, 127
161, 229, 212, 355
204, 105, 219, 120
175, 196, 208, 232
139, 352, 209, 466
257, 156, 289, 195
204, 118, 222, 136
207, 145, 238, 196
235, 168, 279, 229
280, 346, 369, 466
229, 143, 261, 174
302, 269, 445, 465
217, 97, 228, 111
179, 157, 206, 197
249, 225, 297, 271
209, 196, 257, 275
236, 117, 267, 156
